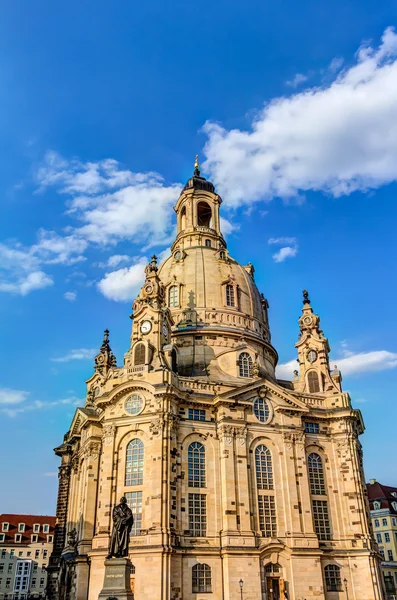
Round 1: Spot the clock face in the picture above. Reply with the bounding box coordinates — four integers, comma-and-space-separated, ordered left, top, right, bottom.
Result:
304, 316, 312, 325
162, 322, 169, 339
140, 320, 152, 334
307, 349, 317, 363
145, 284, 153, 294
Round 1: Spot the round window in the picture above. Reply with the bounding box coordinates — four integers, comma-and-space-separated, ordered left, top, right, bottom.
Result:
253, 397, 270, 423
125, 394, 144, 415
307, 349, 317, 363
174, 251, 182, 261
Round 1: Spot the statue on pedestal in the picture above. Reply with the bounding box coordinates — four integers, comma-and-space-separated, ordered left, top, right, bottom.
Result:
107, 497, 134, 559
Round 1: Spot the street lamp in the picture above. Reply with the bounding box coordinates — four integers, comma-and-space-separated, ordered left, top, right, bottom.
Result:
239, 578, 244, 600
343, 577, 349, 600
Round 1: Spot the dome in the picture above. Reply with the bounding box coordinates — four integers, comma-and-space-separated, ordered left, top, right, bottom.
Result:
158, 245, 277, 381
182, 161, 215, 194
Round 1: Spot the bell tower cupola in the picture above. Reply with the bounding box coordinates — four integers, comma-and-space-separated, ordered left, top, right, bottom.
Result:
172, 156, 226, 252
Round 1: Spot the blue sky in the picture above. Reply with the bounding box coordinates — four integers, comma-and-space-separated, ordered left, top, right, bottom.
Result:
1, 1, 397, 515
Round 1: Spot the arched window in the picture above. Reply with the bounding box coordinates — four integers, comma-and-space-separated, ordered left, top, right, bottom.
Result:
265, 563, 281, 575
188, 442, 206, 488
197, 202, 212, 227
134, 343, 145, 366
130, 564, 136, 575
374, 519, 380, 527
374, 501, 381, 510
255, 445, 273, 490
226, 284, 235, 307
168, 285, 179, 308
125, 439, 144, 486
205, 239, 211, 248
324, 565, 342, 591
307, 371, 320, 393
192, 564, 212, 593
180, 206, 186, 231
238, 352, 252, 377
171, 348, 178, 373
392, 502, 397, 511
307, 453, 326, 495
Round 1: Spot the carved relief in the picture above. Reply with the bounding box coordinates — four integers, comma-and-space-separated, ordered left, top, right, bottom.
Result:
149, 417, 163, 437
218, 424, 234, 445
83, 441, 101, 459
235, 425, 247, 446
102, 424, 116, 445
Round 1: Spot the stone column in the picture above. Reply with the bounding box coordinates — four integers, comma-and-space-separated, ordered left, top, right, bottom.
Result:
94, 424, 116, 548
218, 423, 238, 536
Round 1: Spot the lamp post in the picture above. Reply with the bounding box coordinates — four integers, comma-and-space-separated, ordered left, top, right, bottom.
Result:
239, 578, 243, 600
343, 577, 349, 600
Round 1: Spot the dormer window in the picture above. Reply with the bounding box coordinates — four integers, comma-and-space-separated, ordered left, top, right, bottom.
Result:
226, 284, 235, 307
2, 524, 8, 532
391, 492, 397, 498
31, 535, 38, 543
33, 524, 40, 533
14, 534, 22, 543
43, 525, 49, 534
168, 285, 179, 308
0, 533, 5, 542
18, 524, 25, 533
373, 501, 381, 510
392, 502, 397, 511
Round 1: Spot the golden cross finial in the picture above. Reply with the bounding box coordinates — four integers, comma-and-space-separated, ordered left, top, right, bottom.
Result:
194, 154, 199, 170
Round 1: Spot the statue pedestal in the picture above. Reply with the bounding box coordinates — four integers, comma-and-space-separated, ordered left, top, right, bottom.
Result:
98, 558, 134, 600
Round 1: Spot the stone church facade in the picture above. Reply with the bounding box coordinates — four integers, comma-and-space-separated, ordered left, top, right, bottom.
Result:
47, 162, 384, 600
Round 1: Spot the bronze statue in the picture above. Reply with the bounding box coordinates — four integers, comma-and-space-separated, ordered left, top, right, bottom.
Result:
107, 497, 134, 558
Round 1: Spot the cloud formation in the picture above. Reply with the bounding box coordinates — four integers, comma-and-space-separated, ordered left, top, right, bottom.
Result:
0, 387, 81, 417
64, 291, 77, 301
203, 27, 397, 205
276, 349, 397, 379
51, 348, 97, 362
286, 73, 308, 88
268, 237, 298, 262
97, 257, 148, 302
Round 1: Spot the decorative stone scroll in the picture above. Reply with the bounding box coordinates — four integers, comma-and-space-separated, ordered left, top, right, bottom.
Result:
102, 424, 116, 445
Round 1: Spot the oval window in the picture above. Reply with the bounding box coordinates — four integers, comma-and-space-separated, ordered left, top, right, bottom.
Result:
253, 397, 270, 423
125, 394, 144, 415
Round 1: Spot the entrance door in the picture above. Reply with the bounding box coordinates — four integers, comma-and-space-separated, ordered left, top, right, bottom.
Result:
266, 577, 285, 600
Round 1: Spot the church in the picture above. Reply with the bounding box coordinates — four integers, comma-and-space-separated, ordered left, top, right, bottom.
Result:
47, 160, 384, 600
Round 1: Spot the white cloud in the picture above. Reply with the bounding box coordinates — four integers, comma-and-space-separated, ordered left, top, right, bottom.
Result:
0, 395, 83, 417
37, 152, 182, 248
268, 237, 297, 245
0, 271, 53, 295
64, 291, 77, 302
203, 27, 397, 206
97, 257, 147, 301
286, 73, 308, 88
331, 350, 397, 375
276, 359, 298, 380
0, 388, 29, 405
272, 246, 298, 263
51, 348, 96, 362
328, 57, 344, 73
276, 349, 397, 380
98, 254, 131, 268
268, 236, 298, 262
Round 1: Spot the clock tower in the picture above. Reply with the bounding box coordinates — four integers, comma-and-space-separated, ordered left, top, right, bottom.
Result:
126, 255, 175, 374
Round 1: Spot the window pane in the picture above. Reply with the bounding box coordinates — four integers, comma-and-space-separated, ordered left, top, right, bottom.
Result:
124, 492, 142, 536
125, 439, 144, 486
188, 409, 205, 421
308, 453, 326, 495
253, 398, 270, 423
258, 495, 277, 537
312, 500, 331, 540
324, 565, 342, 591
168, 285, 179, 308
238, 353, 252, 377
188, 494, 206, 537
255, 445, 273, 490
226, 284, 235, 307
192, 564, 212, 593
188, 442, 206, 488
304, 422, 319, 434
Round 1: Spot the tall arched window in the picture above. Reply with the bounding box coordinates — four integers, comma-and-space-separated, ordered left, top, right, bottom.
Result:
180, 206, 186, 231
226, 284, 235, 307
308, 453, 326, 495
188, 442, 206, 488
324, 565, 342, 591
125, 439, 144, 486
168, 285, 179, 308
256, 445, 276, 537
197, 202, 212, 227
192, 564, 212, 593
307, 371, 320, 393
134, 343, 145, 366
238, 352, 252, 377
307, 452, 331, 540
255, 445, 273, 490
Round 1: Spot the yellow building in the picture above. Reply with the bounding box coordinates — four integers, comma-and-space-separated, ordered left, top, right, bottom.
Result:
0, 514, 55, 600
48, 161, 384, 600
368, 479, 397, 597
